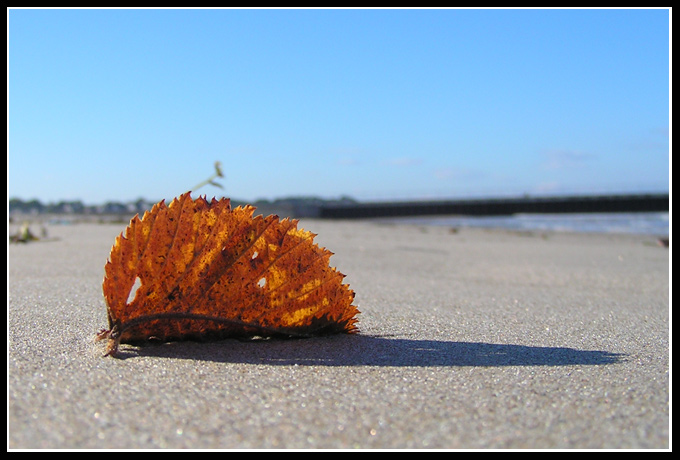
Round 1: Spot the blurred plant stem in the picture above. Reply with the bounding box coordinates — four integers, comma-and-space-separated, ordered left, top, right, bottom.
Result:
191, 161, 224, 192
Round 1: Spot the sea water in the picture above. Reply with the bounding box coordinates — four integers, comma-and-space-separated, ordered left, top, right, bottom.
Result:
384, 212, 669, 237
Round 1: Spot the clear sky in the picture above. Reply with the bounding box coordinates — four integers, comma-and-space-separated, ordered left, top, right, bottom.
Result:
8, 8, 670, 204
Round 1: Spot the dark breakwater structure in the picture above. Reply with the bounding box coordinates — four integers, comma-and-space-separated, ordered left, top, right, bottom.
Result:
318, 193, 669, 219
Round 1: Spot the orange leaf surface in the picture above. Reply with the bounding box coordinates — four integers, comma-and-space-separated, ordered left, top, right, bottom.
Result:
97, 192, 359, 356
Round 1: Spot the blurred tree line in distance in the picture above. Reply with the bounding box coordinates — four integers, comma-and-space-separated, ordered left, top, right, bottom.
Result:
8, 195, 358, 220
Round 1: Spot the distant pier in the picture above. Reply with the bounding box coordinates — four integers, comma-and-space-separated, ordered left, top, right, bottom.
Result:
318, 193, 669, 219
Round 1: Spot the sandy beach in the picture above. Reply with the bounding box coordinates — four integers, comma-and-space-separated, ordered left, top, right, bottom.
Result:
8, 219, 670, 449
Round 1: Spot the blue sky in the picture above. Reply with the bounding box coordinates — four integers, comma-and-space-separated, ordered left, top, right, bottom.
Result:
8, 8, 670, 204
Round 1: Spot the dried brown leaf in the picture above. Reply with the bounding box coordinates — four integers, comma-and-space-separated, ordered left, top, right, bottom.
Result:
97, 192, 359, 356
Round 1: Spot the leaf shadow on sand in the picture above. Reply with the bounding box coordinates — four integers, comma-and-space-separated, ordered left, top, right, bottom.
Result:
117, 334, 624, 367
